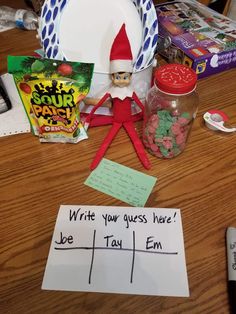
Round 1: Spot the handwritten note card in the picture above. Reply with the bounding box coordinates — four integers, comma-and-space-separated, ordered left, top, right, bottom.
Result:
84, 159, 157, 207
42, 205, 189, 297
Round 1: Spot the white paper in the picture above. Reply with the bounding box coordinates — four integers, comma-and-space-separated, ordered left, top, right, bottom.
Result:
0, 73, 30, 137
42, 205, 189, 297
0, 24, 14, 32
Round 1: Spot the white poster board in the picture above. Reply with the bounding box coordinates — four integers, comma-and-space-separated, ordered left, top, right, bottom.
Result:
42, 205, 189, 297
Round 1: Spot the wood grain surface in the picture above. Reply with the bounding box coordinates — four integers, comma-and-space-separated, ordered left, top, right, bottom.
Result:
1, 19, 236, 314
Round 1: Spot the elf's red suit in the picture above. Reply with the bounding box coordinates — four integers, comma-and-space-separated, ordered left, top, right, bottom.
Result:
85, 90, 151, 170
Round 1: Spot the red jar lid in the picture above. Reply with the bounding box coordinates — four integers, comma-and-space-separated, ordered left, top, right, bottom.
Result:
154, 64, 197, 94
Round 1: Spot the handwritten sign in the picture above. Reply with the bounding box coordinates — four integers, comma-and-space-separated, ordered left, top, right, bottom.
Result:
84, 159, 157, 207
42, 205, 189, 297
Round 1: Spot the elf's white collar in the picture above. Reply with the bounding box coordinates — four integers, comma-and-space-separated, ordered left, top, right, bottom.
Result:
108, 85, 133, 100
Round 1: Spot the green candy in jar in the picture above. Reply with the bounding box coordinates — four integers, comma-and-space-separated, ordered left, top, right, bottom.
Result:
143, 64, 199, 159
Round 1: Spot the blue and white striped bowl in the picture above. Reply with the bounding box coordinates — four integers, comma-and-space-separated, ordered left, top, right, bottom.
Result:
38, 0, 158, 72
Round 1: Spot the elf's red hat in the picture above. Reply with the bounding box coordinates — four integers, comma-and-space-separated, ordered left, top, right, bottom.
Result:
110, 23, 133, 74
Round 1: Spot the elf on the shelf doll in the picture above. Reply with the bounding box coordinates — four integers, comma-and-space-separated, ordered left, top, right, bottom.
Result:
85, 24, 151, 171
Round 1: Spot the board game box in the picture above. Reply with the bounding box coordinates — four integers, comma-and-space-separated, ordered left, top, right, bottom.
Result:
155, 0, 236, 78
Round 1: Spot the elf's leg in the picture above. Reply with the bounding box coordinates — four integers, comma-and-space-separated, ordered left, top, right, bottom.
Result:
90, 122, 122, 170
123, 121, 151, 169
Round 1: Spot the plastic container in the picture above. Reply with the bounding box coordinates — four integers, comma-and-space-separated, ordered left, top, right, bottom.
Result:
0, 6, 38, 30
143, 63, 199, 159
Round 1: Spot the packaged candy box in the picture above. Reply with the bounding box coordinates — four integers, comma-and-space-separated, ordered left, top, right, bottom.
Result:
155, 0, 236, 78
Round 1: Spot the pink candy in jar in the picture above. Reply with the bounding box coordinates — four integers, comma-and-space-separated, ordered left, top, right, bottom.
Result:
143, 64, 199, 159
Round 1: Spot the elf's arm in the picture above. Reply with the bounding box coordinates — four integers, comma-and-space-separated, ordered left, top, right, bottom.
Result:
132, 92, 145, 112
84, 93, 110, 130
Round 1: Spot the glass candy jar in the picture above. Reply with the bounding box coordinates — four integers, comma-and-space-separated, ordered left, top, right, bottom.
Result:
143, 64, 199, 159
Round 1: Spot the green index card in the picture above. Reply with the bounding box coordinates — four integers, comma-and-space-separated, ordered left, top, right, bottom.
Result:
84, 159, 157, 207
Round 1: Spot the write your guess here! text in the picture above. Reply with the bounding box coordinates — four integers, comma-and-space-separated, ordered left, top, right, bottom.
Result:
59, 207, 178, 228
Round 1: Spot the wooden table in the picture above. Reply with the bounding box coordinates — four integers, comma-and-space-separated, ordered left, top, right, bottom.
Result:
1, 25, 236, 314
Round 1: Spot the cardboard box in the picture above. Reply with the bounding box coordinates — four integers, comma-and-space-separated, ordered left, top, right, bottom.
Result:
155, 0, 236, 78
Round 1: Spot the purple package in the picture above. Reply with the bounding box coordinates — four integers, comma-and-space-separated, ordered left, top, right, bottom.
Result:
155, 0, 236, 79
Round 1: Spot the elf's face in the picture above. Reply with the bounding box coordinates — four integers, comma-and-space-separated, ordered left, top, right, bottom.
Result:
112, 72, 131, 87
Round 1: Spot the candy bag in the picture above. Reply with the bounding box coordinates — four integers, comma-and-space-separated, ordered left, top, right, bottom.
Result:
8, 56, 94, 143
